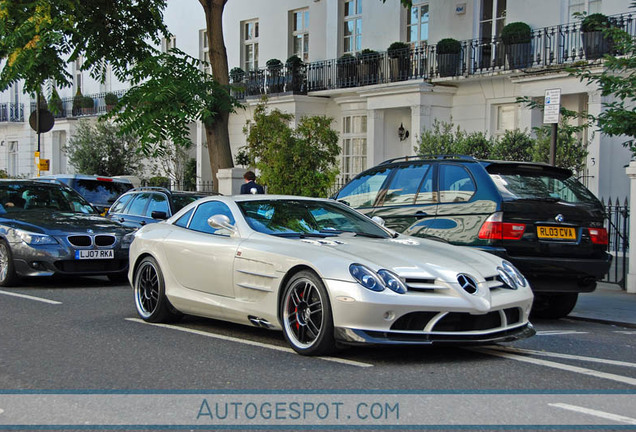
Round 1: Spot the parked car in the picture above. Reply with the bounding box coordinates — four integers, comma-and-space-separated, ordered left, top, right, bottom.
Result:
106, 187, 214, 229
37, 174, 134, 214
0, 180, 135, 286
129, 195, 535, 356
332, 156, 612, 319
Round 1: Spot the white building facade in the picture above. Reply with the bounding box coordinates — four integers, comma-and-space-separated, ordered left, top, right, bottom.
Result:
1, 0, 634, 202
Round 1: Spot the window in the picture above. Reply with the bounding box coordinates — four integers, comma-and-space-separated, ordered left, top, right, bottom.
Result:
161, 35, 176, 53
145, 193, 170, 217
199, 30, 212, 74
127, 193, 150, 216
495, 104, 516, 135
383, 164, 433, 206
8, 141, 18, 176
110, 194, 134, 214
568, 0, 602, 20
189, 201, 235, 235
242, 20, 259, 71
175, 208, 194, 228
291, 9, 309, 62
407, 2, 429, 47
439, 165, 476, 203
480, 0, 507, 42
335, 167, 392, 208
343, 0, 362, 55
341, 115, 367, 183
73, 56, 84, 94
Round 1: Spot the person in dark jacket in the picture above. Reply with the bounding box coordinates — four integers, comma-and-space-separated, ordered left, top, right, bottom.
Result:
240, 171, 265, 194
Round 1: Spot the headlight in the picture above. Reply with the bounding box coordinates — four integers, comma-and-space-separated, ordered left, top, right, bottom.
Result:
121, 232, 136, 248
497, 266, 517, 289
18, 231, 58, 246
349, 264, 384, 292
502, 260, 527, 288
377, 269, 408, 294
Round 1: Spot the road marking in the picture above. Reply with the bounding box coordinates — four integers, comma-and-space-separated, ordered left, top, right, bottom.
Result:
614, 331, 636, 335
549, 403, 636, 425
536, 330, 588, 336
0, 289, 61, 305
125, 318, 373, 368
486, 345, 636, 369
470, 347, 636, 386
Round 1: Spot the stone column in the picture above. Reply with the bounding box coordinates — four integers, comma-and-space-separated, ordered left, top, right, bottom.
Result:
217, 167, 247, 196
625, 161, 636, 293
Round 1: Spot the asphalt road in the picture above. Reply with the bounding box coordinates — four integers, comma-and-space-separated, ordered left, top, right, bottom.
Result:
1, 277, 635, 430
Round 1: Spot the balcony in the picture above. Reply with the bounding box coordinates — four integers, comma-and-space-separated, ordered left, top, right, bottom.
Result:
233, 11, 635, 98
0, 103, 25, 122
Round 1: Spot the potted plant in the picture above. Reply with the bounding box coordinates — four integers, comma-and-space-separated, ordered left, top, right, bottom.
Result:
501, 22, 533, 69
72, 88, 83, 116
285, 55, 305, 93
436, 38, 462, 77
387, 41, 410, 81
337, 53, 357, 87
580, 13, 612, 60
104, 92, 118, 112
81, 95, 94, 115
357, 49, 381, 85
48, 88, 64, 116
229, 66, 245, 83
266, 58, 283, 93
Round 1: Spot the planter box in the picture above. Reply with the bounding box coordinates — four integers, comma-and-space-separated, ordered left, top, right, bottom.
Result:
582, 31, 612, 60
505, 42, 532, 69
437, 53, 461, 77
389, 56, 410, 81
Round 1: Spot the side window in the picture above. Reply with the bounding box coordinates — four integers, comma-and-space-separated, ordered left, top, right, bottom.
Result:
382, 164, 431, 206
415, 166, 435, 204
439, 164, 476, 203
144, 193, 170, 217
335, 167, 391, 208
174, 208, 194, 228
188, 201, 236, 235
127, 193, 150, 216
110, 194, 133, 214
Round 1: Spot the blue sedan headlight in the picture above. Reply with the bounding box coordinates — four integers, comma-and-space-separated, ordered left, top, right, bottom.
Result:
349, 264, 384, 292
377, 269, 408, 294
17, 230, 58, 246
121, 232, 136, 249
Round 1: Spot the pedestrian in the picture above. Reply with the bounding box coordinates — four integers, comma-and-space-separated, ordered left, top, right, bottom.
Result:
240, 171, 265, 194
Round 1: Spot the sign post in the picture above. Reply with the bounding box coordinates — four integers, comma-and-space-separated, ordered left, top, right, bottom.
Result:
543, 88, 561, 166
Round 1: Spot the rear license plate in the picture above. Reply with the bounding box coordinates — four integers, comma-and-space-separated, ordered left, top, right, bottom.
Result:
536, 226, 576, 240
75, 249, 114, 260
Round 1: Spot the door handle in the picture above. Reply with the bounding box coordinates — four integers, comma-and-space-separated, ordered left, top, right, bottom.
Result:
415, 211, 428, 219
118, 218, 125, 223
139, 221, 146, 226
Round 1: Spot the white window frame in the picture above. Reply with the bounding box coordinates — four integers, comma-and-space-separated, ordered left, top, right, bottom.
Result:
343, 0, 362, 55
242, 19, 259, 71
407, 1, 429, 47
8, 141, 18, 177
73, 56, 84, 93
480, 0, 507, 42
291, 8, 310, 62
341, 114, 367, 183
198, 30, 211, 74
162, 35, 176, 53
568, 0, 602, 20
494, 104, 516, 136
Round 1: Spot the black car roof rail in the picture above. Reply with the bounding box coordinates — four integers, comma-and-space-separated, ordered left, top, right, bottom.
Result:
379, 154, 478, 165
130, 186, 172, 194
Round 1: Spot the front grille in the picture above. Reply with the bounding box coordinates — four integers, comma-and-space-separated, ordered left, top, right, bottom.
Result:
404, 277, 438, 292
68, 235, 91, 247
434, 311, 502, 332
54, 259, 127, 273
504, 307, 521, 325
391, 312, 439, 331
95, 235, 116, 246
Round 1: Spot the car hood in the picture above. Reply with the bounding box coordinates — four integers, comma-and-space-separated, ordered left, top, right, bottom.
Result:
0, 210, 130, 235
286, 233, 503, 281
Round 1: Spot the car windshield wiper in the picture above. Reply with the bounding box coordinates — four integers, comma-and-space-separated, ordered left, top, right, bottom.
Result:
352, 231, 387, 239
272, 232, 336, 239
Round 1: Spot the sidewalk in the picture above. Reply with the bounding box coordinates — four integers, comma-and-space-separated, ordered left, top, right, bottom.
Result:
569, 282, 636, 328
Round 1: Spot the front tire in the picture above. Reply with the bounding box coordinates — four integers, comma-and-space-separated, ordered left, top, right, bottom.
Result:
0, 240, 18, 287
531, 293, 579, 319
133, 256, 180, 322
281, 270, 335, 356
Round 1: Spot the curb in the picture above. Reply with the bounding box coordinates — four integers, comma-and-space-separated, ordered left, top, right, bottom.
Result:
568, 315, 636, 329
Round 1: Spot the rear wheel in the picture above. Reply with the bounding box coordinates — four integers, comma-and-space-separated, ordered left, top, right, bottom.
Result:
133, 256, 181, 322
281, 270, 335, 356
531, 293, 579, 319
0, 240, 18, 287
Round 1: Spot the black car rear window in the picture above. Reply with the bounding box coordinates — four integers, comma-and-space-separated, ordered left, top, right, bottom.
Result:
172, 194, 207, 212
70, 179, 132, 206
487, 168, 598, 204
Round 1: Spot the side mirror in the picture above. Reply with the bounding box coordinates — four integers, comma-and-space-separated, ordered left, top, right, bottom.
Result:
207, 214, 238, 234
151, 211, 168, 220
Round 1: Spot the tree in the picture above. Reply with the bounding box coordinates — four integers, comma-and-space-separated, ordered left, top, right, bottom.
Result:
491, 129, 534, 161
64, 121, 144, 176
532, 120, 589, 174
415, 119, 493, 158
572, 2, 636, 151
243, 99, 340, 197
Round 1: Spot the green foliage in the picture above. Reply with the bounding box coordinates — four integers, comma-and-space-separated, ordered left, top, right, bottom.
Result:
501, 22, 532, 45
436, 38, 461, 54
64, 120, 144, 176
73, 89, 83, 111
183, 158, 197, 191
48, 87, 63, 114
581, 13, 611, 32
104, 92, 118, 106
337, 54, 356, 65
147, 176, 170, 188
242, 99, 340, 197
532, 121, 589, 173
285, 55, 303, 68
0, 169, 8, 179
229, 67, 245, 83
81, 95, 94, 109
415, 119, 493, 158
491, 129, 534, 161
105, 48, 242, 156
266, 58, 283, 69
0, 0, 169, 94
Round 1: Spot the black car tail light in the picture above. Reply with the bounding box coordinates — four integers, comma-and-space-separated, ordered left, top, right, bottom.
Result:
588, 227, 608, 245
478, 212, 526, 241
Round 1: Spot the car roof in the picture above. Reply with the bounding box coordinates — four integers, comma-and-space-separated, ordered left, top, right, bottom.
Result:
122, 187, 217, 197
36, 174, 133, 184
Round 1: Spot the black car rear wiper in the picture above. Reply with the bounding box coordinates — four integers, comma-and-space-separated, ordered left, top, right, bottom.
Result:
516, 197, 562, 203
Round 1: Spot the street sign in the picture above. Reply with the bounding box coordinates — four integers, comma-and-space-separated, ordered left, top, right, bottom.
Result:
543, 88, 561, 124
38, 159, 50, 171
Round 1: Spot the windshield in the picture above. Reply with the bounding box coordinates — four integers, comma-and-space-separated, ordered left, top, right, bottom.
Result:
238, 199, 391, 238
70, 179, 132, 205
488, 172, 598, 203
0, 183, 97, 214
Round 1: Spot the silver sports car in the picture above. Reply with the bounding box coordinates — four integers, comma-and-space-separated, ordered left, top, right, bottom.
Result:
129, 195, 535, 355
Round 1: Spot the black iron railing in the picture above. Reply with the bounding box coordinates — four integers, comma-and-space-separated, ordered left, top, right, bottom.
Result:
603, 197, 629, 289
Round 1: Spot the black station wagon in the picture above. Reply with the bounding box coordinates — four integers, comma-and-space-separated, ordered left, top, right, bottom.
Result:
333, 156, 612, 319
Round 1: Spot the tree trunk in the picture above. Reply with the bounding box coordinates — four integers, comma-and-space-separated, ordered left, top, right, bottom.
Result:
200, 0, 233, 192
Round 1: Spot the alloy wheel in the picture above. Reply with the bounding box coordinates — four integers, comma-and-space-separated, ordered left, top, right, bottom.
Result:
135, 261, 160, 319
283, 277, 325, 349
